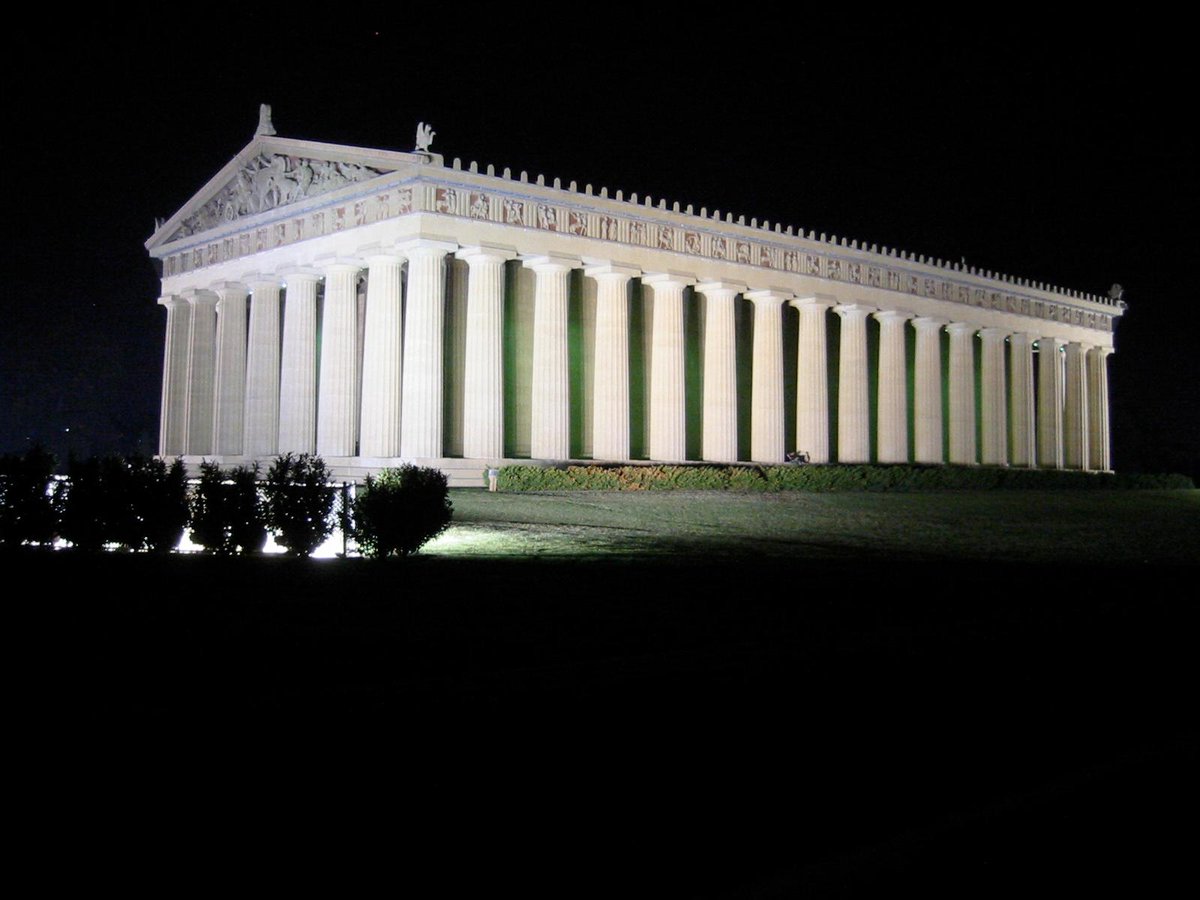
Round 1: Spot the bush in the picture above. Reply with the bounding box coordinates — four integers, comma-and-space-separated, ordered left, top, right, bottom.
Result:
191, 461, 268, 554
263, 453, 336, 557
351, 465, 453, 558
0, 446, 60, 547
495, 463, 1197, 493
59, 454, 187, 551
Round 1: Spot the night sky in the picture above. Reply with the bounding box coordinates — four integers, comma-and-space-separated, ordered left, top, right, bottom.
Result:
5, 15, 1196, 477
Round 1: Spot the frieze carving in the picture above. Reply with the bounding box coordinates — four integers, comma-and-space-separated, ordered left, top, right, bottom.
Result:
171, 154, 386, 239
161, 172, 1112, 333
435, 187, 457, 213
537, 204, 559, 231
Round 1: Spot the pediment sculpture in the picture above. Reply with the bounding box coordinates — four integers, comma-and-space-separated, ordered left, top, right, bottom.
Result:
171, 153, 385, 240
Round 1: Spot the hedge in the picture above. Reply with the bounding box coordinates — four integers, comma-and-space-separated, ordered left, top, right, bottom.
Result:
495, 464, 1195, 493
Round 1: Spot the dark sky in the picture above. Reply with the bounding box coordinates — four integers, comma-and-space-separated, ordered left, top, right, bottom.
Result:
4, 14, 1196, 476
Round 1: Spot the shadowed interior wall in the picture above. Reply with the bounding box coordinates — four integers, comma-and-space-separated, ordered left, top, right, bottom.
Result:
735, 295, 753, 461
684, 287, 703, 461
827, 310, 840, 462
783, 304, 799, 457
627, 279, 646, 460
504, 262, 534, 458
442, 257, 468, 457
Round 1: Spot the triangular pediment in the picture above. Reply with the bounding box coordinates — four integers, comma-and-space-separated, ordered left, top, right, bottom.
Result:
146, 134, 437, 251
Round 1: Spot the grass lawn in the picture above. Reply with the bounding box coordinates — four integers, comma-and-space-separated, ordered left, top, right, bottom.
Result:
18, 488, 1197, 896
439, 488, 1200, 565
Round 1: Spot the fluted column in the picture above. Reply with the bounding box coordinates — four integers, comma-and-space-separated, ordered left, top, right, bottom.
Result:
1037, 336, 1065, 469
456, 246, 516, 460
525, 255, 577, 460
697, 282, 744, 463
400, 240, 455, 458
1009, 333, 1036, 467
833, 304, 873, 463
359, 253, 405, 457
746, 290, 789, 463
644, 273, 695, 462
211, 282, 248, 456
793, 296, 835, 463
277, 270, 320, 454
589, 264, 639, 461
316, 260, 362, 457
1087, 345, 1112, 472
911, 317, 945, 464
182, 289, 217, 456
874, 310, 911, 464
979, 328, 1008, 466
243, 276, 282, 459
158, 295, 189, 456
1064, 341, 1091, 470
946, 322, 977, 465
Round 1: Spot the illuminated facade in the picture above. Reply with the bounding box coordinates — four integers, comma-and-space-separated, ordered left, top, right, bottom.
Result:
147, 115, 1123, 483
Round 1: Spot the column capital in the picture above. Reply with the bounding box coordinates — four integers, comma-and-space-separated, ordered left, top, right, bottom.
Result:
945, 321, 978, 336
979, 326, 1010, 341
158, 294, 185, 309
642, 271, 696, 289
209, 280, 249, 297
792, 293, 838, 309
1037, 335, 1066, 350
695, 281, 746, 296
1066, 340, 1095, 353
586, 262, 642, 280
396, 237, 458, 258
314, 255, 364, 274
1090, 345, 1115, 358
181, 288, 218, 306
744, 289, 792, 305
241, 272, 285, 290
872, 309, 913, 324
276, 265, 323, 284
911, 316, 948, 331
1009, 332, 1037, 346
832, 303, 875, 319
457, 244, 518, 265
522, 253, 579, 273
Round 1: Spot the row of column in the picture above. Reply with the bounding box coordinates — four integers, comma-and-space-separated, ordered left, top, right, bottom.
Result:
160, 244, 1112, 470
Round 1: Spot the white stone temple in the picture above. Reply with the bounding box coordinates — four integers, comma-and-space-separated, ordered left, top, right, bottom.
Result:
147, 112, 1123, 484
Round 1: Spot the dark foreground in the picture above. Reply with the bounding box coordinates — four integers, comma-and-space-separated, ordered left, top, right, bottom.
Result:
20, 550, 1197, 896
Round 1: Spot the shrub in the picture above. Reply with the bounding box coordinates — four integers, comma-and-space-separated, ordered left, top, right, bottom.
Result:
351, 464, 453, 558
0, 446, 60, 547
132, 456, 189, 552
495, 463, 1196, 493
191, 461, 268, 554
190, 459, 230, 553
228, 464, 268, 553
59, 454, 187, 551
263, 453, 336, 557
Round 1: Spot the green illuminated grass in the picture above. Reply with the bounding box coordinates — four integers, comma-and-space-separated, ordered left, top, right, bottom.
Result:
432, 489, 1200, 564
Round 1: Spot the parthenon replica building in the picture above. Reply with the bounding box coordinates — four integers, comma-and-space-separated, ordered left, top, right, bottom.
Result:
147, 112, 1123, 482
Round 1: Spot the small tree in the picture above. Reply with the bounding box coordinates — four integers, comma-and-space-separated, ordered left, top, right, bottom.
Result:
128, 455, 189, 552
228, 463, 267, 554
263, 453, 335, 557
350, 464, 453, 558
190, 459, 231, 553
